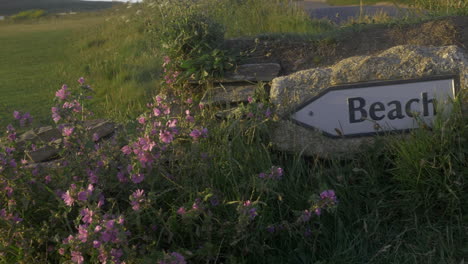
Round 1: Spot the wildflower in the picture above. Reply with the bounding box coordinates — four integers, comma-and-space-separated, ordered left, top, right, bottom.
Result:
177, 207, 186, 215
44, 175, 51, 183
131, 173, 145, 184
185, 110, 194, 123
266, 225, 275, 233
159, 130, 174, 144
298, 210, 312, 222
265, 108, 272, 118
93, 240, 101, 248
77, 225, 88, 242
71, 251, 84, 264
192, 198, 201, 210
314, 207, 321, 216
81, 208, 94, 224
56, 84, 71, 100
137, 116, 146, 124
190, 128, 208, 141
162, 56, 170, 67
13, 111, 21, 120
87, 169, 98, 184
61, 190, 74, 206
51, 107, 61, 123
130, 189, 145, 211
248, 207, 258, 220
77, 191, 88, 201
62, 126, 74, 137
247, 96, 254, 103
153, 108, 161, 116
78, 77, 85, 85
121, 145, 132, 155
185, 98, 193, 104
110, 248, 123, 261
320, 190, 337, 203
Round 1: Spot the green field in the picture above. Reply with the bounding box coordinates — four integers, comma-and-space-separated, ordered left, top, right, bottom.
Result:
0, 16, 108, 127
326, 0, 412, 5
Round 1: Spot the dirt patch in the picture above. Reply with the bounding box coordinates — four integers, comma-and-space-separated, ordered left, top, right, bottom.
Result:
224, 16, 468, 75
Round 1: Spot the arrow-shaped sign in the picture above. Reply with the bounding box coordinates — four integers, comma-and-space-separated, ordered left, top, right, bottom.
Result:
290, 75, 458, 138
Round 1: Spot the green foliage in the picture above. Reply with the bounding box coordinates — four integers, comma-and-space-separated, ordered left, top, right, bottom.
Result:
387, 98, 467, 217
179, 49, 235, 82
10, 9, 47, 20
158, 7, 225, 59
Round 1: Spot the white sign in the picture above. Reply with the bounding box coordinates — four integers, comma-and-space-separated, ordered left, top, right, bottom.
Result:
291, 76, 457, 137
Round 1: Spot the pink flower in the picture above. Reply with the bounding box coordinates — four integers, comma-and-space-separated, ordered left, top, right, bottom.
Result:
153, 108, 161, 116
185, 98, 193, 104
81, 208, 94, 224
51, 107, 61, 123
55, 84, 71, 100
247, 96, 254, 103
121, 145, 132, 155
320, 190, 337, 203
13, 111, 21, 120
61, 190, 74, 206
159, 130, 174, 144
93, 240, 101, 248
77, 191, 88, 201
62, 126, 74, 137
78, 77, 85, 85
71, 251, 84, 264
190, 128, 208, 141
315, 207, 322, 216
166, 119, 177, 128
138, 116, 146, 124
177, 207, 186, 215
131, 173, 145, 184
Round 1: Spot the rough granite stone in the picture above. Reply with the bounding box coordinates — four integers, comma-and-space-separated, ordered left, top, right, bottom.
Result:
269, 45, 468, 157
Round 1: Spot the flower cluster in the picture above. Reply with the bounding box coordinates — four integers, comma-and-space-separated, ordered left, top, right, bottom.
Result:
13, 111, 33, 127
297, 189, 338, 222
60, 212, 129, 264
258, 166, 284, 180
239, 200, 258, 221
129, 189, 147, 211
241, 95, 273, 121
162, 56, 180, 87
51, 77, 93, 124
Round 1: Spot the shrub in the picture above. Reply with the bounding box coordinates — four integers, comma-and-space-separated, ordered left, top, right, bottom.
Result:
10, 9, 46, 20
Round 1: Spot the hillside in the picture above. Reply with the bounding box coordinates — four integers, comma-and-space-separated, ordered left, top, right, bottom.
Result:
0, 0, 117, 15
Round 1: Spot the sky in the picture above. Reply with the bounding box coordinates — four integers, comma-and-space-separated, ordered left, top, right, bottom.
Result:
82, 0, 142, 2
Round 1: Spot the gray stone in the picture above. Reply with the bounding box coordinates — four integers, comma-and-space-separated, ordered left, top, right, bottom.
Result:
84, 119, 115, 141
223, 63, 281, 82
269, 45, 468, 157
25, 146, 59, 163
201, 84, 257, 105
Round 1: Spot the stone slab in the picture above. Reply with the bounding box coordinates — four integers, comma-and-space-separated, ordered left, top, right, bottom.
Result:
201, 84, 257, 105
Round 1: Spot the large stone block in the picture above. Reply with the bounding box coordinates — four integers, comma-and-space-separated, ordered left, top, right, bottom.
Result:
270, 45, 468, 157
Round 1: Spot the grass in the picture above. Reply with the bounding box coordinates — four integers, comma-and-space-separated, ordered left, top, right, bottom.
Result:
326, 0, 412, 5
0, 15, 107, 128
0, 0, 467, 263
0, 0, 116, 16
